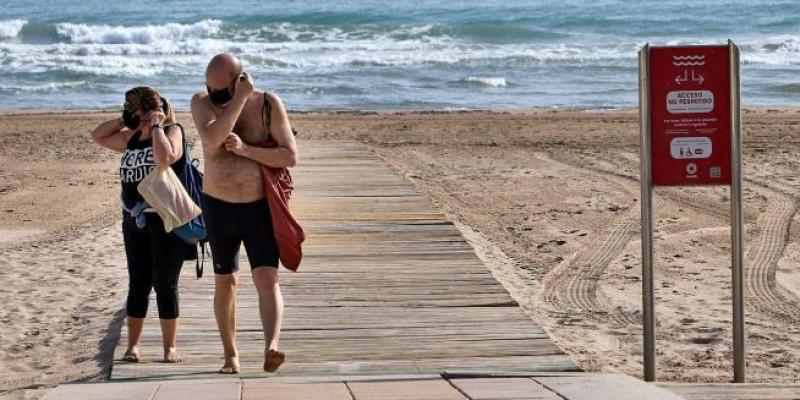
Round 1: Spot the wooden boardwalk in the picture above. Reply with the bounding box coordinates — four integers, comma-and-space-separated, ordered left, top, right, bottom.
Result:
43, 140, 800, 399
110, 140, 579, 381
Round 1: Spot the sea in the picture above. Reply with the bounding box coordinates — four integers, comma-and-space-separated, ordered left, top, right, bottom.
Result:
0, 0, 798, 110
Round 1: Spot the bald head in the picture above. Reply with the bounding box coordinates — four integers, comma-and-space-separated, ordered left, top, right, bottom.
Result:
205, 53, 242, 89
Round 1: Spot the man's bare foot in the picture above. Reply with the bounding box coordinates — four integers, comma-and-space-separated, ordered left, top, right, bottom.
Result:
163, 348, 183, 363
122, 347, 140, 363
263, 349, 285, 373
218, 355, 240, 374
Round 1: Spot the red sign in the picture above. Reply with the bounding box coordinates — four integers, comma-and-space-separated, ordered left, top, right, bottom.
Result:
649, 45, 731, 186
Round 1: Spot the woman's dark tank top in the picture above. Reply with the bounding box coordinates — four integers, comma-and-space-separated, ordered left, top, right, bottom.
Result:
119, 125, 185, 210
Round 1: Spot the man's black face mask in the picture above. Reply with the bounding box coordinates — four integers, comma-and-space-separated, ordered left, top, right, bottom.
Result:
207, 86, 232, 105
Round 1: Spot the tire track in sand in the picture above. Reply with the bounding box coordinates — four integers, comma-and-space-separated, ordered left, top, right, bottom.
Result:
594, 151, 800, 325
541, 151, 752, 328
535, 152, 650, 327
743, 193, 800, 323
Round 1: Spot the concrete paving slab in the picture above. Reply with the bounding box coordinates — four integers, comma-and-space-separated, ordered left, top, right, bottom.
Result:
450, 378, 561, 400
347, 379, 466, 400
535, 374, 685, 400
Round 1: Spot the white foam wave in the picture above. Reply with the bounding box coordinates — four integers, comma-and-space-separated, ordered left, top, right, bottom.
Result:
0, 81, 88, 92
0, 28, 797, 81
0, 39, 643, 77
231, 22, 440, 43
56, 19, 222, 44
462, 76, 507, 87
0, 19, 27, 39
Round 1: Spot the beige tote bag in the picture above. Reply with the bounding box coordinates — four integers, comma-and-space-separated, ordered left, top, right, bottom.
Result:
137, 166, 201, 232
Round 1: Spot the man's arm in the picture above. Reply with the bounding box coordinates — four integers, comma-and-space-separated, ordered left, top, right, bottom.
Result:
190, 74, 253, 149
224, 92, 298, 168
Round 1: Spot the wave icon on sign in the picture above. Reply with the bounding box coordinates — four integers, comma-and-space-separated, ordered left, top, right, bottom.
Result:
673, 55, 706, 66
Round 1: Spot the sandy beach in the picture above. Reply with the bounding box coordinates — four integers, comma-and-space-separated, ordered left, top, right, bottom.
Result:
1, 109, 799, 399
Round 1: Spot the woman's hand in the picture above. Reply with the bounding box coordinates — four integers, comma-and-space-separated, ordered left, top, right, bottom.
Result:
143, 109, 166, 130
224, 132, 248, 156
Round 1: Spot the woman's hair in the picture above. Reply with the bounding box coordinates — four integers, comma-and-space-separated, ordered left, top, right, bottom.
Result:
125, 86, 176, 124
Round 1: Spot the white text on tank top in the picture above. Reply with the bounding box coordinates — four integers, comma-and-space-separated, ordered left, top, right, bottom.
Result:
120, 147, 154, 183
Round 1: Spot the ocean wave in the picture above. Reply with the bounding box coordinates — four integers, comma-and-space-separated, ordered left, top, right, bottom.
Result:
0, 19, 27, 39
227, 22, 442, 43
226, 22, 565, 44
12, 19, 565, 47
3, 35, 798, 80
457, 77, 508, 87
55, 19, 222, 44
2, 19, 794, 70
0, 49, 177, 77
769, 83, 800, 94
655, 35, 800, 67
0, 19, 797, 110
740, 35, 800, 66
0, 40, 643, 77
0, 81, 88, 93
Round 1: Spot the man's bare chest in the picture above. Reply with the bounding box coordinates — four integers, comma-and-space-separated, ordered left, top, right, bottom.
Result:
232, 115, 268, 144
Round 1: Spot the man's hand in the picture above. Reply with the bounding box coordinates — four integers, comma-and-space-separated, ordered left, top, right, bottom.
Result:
233, 73, 254, 101
224, 132, 248, 156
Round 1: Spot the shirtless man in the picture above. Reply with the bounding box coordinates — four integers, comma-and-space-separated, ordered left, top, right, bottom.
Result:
191, 53, 297, 374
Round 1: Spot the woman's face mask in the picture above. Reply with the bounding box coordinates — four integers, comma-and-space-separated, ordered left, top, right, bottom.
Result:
122, 105, 140, 129
122, 101, 163, 129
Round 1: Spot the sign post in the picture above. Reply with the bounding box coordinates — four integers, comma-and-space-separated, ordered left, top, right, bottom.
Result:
639, 41, 744, 383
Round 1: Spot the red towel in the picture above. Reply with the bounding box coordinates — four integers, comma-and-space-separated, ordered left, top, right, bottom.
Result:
256, 140, 305, 271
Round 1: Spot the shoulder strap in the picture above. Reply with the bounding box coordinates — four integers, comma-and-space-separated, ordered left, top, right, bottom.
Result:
262, 92, 271, 137
164, 123, 184, 135
262, 91, 299, 138
162, 123, 185, 149
163, 123, 193, 174
196, 242, 205, 279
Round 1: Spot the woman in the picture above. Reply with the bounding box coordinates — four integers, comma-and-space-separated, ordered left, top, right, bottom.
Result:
90, 86, 187, 363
